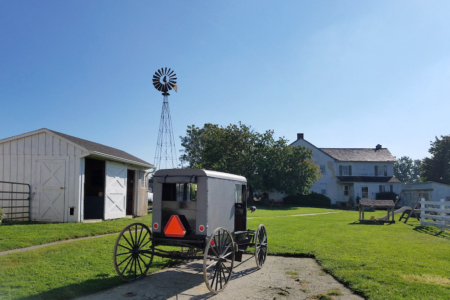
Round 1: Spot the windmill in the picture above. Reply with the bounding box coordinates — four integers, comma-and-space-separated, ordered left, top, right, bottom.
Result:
153, 68, 178, 170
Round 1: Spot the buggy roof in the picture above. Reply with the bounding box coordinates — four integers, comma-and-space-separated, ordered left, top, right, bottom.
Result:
153, 169, 246, 183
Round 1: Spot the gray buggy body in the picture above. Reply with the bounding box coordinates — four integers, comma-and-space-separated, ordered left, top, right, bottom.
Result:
152, 168, 247, 238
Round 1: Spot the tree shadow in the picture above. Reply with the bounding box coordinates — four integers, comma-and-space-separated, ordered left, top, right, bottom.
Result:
413, 226, 450, 241
16, 258, 260, 300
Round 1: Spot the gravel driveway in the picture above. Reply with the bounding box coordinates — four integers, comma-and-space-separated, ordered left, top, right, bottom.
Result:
76, 254, 364, 300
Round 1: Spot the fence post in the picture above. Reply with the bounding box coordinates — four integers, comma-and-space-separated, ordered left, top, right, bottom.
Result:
420, 198, 425, 226
441, 199, 445, 232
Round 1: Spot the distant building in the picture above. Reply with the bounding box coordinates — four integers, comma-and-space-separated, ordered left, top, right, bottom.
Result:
290, 133, 402, 206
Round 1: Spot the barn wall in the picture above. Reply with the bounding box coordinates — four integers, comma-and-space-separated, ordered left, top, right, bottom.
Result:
0, 131, 89, 222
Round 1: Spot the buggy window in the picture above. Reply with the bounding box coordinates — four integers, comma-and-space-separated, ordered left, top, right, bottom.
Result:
162, 183, 197, 201
235, 184, 242, 203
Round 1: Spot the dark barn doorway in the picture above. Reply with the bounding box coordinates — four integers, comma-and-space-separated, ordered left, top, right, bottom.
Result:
84, 158, 105, 219
126, 170, 135, 215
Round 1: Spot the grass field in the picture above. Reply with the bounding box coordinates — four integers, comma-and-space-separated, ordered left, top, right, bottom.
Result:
0, 208, 449, 299
0, 214, 152, 252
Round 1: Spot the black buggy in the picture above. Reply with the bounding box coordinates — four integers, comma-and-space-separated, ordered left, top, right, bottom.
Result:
113, 169, 268, 294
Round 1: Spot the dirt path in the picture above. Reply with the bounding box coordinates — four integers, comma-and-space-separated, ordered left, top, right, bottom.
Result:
248, 210, 343, 219
0, 233, 117, 257
76, 254, 364, 300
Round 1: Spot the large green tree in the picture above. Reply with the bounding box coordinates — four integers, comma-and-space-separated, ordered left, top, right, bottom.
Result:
421, 135, 450, 184
180, 123, 320, 195
180, 123, 320, 194
394, 156, 422, 183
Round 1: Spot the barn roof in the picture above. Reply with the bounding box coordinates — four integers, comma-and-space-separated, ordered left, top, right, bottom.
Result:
319, 148, 396, 162
48, 129, 153, 168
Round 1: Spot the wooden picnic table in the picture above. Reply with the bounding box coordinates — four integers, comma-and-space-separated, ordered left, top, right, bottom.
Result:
359, 200, 395, 223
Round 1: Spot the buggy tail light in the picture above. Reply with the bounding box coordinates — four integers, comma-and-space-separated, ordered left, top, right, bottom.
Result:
199, 225, 205, 232
210, 239, 215, 245
153, 223, 159, 230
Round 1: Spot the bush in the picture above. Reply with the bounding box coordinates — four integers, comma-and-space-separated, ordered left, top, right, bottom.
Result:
376, 192, 398, 201
283, 192, 332, 207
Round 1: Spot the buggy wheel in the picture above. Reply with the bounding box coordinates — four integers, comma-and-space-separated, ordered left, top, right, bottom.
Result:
254, 224, 268, 269
113, 223, 153, 281
203, 227, 235, 294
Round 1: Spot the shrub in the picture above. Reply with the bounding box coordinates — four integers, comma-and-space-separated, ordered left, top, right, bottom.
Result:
348, 197, 354, 208
283, 192, 331, 207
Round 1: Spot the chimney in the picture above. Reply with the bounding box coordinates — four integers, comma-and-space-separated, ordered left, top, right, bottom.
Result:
375, 144, 382, 150
297, 133, 304, 140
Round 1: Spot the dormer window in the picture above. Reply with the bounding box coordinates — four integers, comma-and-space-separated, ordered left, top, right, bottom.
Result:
339, 165, 352, 176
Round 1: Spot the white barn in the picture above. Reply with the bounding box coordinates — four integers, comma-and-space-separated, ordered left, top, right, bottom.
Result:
0, 129, 154, 223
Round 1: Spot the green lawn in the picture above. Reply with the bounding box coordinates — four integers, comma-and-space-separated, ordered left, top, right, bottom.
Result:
248, 210, 450, 300
1, 208, 450, 299
248, 205, 340, 218
0, 214, 152, 252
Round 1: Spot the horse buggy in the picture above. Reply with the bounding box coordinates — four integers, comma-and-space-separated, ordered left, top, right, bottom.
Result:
113, 169, 268, 294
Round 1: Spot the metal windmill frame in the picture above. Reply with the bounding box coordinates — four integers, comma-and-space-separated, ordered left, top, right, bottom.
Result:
153, 68, 178, 170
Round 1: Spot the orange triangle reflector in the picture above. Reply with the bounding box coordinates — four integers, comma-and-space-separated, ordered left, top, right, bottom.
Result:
164, 215, 186, 238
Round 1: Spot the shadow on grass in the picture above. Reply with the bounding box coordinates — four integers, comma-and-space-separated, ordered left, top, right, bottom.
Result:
347, 221, 386, 226
413, 226, 450, 240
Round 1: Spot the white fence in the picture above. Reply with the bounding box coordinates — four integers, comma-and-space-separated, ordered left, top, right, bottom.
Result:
420, 199, 450, 232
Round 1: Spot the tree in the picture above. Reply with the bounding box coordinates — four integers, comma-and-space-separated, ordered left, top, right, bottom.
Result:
394, 156, 422, 183
421, 135, 450, 185
180, 123, 320, 195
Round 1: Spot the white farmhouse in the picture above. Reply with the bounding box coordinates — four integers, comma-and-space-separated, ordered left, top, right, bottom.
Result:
0, 129, 154, 223
291, 133, 403, 206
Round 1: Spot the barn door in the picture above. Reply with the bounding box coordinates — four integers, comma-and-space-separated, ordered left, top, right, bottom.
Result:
104, 161, 127, 220
36, 159, 66, 222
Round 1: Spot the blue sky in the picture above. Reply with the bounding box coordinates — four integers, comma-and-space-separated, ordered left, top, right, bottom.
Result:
1, 1, 449, 167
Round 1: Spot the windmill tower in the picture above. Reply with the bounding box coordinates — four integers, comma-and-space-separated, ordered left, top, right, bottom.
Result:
153, 68, 178, 170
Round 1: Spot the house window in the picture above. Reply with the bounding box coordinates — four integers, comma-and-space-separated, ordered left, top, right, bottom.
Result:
343, 185, 349, 196
362, 187, 369, 198
320, 165, 326, 175
320, 183, 327, 195
339, 165, 352, 176
375, 165, 387, 176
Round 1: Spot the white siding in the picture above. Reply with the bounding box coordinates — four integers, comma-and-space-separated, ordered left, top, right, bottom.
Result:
0, 131, 89, 222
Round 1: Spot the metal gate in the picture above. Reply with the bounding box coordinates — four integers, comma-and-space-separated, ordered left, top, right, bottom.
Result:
0, 181, 31, 222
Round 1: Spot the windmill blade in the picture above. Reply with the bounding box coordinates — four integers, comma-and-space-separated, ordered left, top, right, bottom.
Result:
157, 69, 162, 76
165, 67, 167, 74
153, 78, 160, 83
171, 77, 177, 81
153, 75, 160, 80
169, 70, 174, 76
168, 68, 172, 75
155, 83, 162, 90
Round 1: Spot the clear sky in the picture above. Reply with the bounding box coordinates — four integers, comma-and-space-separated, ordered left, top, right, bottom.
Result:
1, 1, 449, 168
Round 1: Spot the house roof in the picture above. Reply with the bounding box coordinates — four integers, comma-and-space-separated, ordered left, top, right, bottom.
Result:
337, 176, 402, 183
319, 148, 396, 162
47, 129, 153, 168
